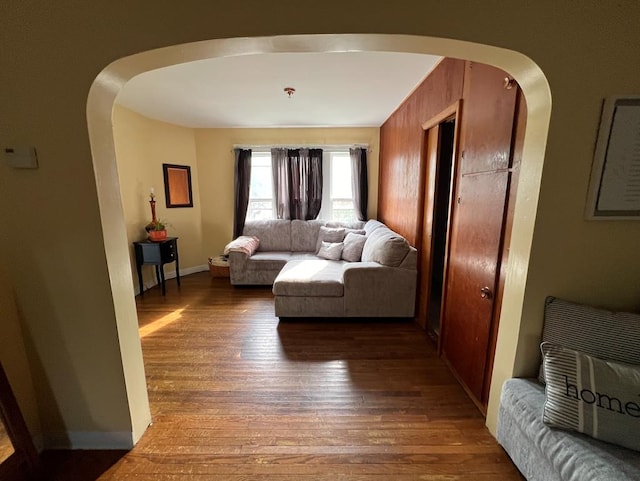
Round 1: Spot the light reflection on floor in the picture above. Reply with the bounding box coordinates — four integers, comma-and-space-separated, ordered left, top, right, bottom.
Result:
138, 308, 185, 338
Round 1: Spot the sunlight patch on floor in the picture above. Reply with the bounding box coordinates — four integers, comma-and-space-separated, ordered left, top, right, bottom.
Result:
139, 308, 185, 337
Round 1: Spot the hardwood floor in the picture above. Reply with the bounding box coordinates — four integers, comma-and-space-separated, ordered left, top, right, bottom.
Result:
43, 272, 523, 480
0, 425, 13, 463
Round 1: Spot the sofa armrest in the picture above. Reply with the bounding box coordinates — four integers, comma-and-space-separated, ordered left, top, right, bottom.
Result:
342, 262, 417, 317
227, 250, 250, 284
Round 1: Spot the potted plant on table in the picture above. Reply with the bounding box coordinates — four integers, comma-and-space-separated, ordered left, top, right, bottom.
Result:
146, 220, 167, 241
144, 190, 168, 241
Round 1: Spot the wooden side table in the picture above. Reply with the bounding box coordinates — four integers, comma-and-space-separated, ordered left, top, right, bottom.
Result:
133, 237, 180, 296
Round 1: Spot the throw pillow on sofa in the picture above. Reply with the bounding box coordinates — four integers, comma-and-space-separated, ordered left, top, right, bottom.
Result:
224, 236, 260, 256
317, 241, 344, 261
541, 342, 640, 452
361, 228, 410, 267
538, 297, 640, 384
342, 232, 367, 262
315, 226, 346, 253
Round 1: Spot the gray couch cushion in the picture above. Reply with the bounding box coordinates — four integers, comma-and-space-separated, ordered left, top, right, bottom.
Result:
326, 220, 365, 230
317, 241, 344, 261
273, 260, 345, 297
361, 227, 410, 267
539, 297, 640, 383
243, 219, 291, 251
291, 219, 323, 252
290, 252, 323, 261
342, 232, 367, 262
498, 378, 640, 481
364, 219, 386, 235
315, 226, 346, 252
244, 252, 290, 272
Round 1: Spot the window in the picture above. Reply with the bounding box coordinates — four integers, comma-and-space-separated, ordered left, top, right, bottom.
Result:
320, 151, 356, 222
246, 149, 357, 221
247, 152, 274, 220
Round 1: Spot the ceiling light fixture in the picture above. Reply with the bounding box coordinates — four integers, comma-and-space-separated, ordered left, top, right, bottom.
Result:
284, 87, 295, 98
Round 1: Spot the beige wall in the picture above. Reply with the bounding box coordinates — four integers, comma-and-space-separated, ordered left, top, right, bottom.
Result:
113, 105, 205, 291
113, 106, 379, 280
195, 127, 380, 257
0, 262, 41, 443
1, 2, 639, 447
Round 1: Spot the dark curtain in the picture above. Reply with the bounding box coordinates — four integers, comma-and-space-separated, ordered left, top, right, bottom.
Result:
306, 148, 324, 219
271, 148, 323, 220
233, 148, 252, 238
350, 147, 368, 221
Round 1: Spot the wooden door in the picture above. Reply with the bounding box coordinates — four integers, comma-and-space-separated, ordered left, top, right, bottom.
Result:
441, 171, 509, 401
440, 62, 517, 406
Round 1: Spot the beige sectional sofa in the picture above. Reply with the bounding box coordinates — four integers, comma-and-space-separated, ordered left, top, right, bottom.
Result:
225, 219, 417, 318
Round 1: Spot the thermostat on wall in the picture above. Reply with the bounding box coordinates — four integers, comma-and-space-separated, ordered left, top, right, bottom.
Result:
4, 146, 38, 169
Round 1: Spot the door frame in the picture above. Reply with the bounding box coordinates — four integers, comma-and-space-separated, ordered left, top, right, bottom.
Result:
416, 100, 462, 350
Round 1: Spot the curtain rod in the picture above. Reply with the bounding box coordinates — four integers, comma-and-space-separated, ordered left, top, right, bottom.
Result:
232, 144, 371, 152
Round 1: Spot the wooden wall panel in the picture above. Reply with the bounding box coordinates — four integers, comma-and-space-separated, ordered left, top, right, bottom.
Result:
378, 58, 465, 246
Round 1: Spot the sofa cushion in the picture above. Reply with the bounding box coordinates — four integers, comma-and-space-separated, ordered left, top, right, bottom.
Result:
244, 252, 290, 271
361, 227, 410, 267
539, 297, 640, 384
290, 252, 324, 261
364, 219, 386, 235
273, 260, 345, 297
242, 219, 291, 251
498, 378, 640, 481
342, 232, 367, 262
541, 342, 640, 452
317, 241, 344, 261
291, 219, 323, 252
315, 226, 346, 252
326, 220, 365, 230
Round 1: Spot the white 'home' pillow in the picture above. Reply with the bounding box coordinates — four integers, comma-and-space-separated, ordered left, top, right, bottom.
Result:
542, 342, 640, 452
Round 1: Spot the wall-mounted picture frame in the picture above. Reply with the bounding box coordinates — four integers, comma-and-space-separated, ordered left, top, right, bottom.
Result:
163, 163, 193, 208
585, 96, 640, 220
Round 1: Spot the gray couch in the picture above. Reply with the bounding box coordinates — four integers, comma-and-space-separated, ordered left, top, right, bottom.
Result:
497, 298, 640, 481
226, 219, 417, 318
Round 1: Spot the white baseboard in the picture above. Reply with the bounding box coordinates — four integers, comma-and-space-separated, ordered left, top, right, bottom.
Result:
170, 264, 208, 278
43, 430, 134, 450
134, 264, 208, 296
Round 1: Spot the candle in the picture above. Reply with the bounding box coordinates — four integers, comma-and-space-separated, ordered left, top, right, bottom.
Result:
150, 187, 155, 194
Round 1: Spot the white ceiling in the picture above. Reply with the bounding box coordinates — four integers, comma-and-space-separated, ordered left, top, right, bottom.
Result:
115, 52, 442, 129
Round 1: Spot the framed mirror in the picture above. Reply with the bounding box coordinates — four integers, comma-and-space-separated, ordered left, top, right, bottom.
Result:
0, 362, 40, 480
162, 163, 193, 208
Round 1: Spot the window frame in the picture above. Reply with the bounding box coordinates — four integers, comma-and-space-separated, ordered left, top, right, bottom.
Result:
246, 150, 275, 221
245, 147, 359, 222
318, 149, 356, 222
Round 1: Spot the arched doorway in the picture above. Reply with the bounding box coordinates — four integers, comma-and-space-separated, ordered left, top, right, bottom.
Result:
87, 34, 551, 442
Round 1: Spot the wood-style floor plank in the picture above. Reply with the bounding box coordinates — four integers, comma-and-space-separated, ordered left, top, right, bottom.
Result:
43, 272, 523, 480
